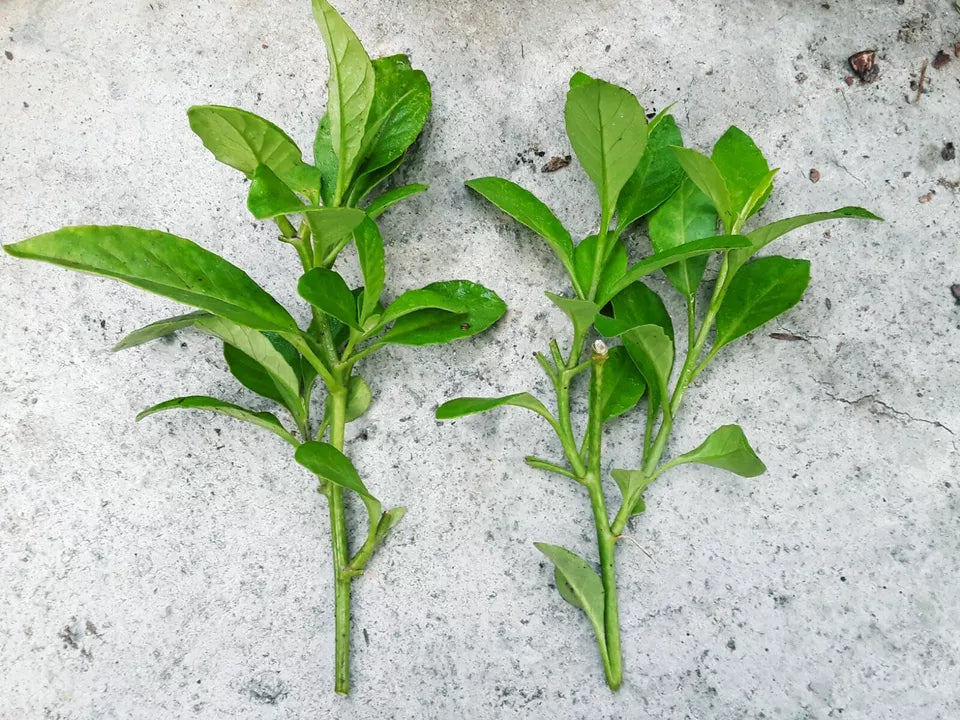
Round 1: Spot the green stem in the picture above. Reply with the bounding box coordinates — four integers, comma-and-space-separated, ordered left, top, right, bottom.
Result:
327, 383, 351, 695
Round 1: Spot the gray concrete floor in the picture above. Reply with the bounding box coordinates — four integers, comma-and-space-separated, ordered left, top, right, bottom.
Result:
2, 1, 959, 718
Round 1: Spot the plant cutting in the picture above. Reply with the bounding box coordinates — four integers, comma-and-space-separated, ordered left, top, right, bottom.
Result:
437, 72, 880, 689
4, 0, 505, 696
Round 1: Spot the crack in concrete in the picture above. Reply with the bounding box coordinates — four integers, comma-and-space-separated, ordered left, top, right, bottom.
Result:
811, 378, 955, 436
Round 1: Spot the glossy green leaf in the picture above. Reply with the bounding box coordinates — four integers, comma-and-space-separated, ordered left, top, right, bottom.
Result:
730, 207, 882, 272
610, 468, 649, 516
354, 217, 386, 322
545, 292, 600, 337
323, 374, 372, 424
622, 324, 673, 414
465, 177, 575, 279
670, 146, 735, 233
573, 234, 627, 303
601, 234, 750, 305
137, 396, 296, 445
595, 281, 673, 342
187, 105, 319, 195
568, 71, 595, 89
347, 155, 403, 206
741, 168, 779, 220
224, 343, 290, 409
534, 543, 608, 658
379, 281, 506, 346
436, 393, 552, 421
196, 316, 303, 414
247, 164, 303, 219
564, 78, 648, 223
3, 226, 298, 332
112, 310, 211, 351
298, 268, 361, 330
616, 114, 685, 230
648, 178, 719, 297
595, 346, 646, 422
668, 424, 766, 477
714, 256, 810, 352
358, 54, 431, 176
312, 0, 375, 202
313, 113, 338, 206
366, 183, 428, 219
711, 126, 772, 220
295, 441, 374, 500
303, 208, 366, 260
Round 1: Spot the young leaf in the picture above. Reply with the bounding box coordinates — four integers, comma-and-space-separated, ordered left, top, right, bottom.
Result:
616, 114, 685, 230
112, 310, 212, 351
610, 468, 649, 516
295, 441, 375, 500
730, 207, 882, 272
347, 155, 403, 206
622, 324, 673, 415
670, 146, 735, 233
465, 177, 576, 281
601, 234, 750, 304
533, 543, 608, 659
595, 346, 646, 422
667, 424, 766, 477
137, 396, 297, 445
196, 316, 303, 414
711, 126, 772, 221
564, 78, 648, 223
573, 235, 627, 303
247, 164, 303, 219
3, 226, 298, 332
187, 105, 319, 195
379, 281, 506, 346
313, 113, 339, 206
595, 281, 674, 342
436, 393, 553, 422
298, 268, 361, 330
354, 218, 386, 322
357, 54, 431, 177
324, 374, 373, 424
648, 178, 719, 298
302, 208, 366, 260
312, 0, 375, 202
713, 256, 811, 352
545, 292, 600, 338
366, 183, 428, 219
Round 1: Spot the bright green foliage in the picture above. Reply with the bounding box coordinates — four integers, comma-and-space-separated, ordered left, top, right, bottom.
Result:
442, 72, 880, 690
4, 0, 505, 697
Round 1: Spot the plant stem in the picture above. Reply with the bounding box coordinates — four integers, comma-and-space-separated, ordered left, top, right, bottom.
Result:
327, 383, 351, 695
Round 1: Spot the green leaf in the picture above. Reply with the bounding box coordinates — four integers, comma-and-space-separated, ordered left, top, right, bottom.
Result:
616, 114, 685, 230
324, 374, 372, 424
564, 78, 648, 223
112, 310, 211, 351
313, 113, 338, 206
730, 206, 882, 272
622, 324, 673, 414
435, 393, 552, 421
711, 126, 772, 221
224, 343, 291, 409
595, 281, 674, 342
354, 217, 386, 322
534, 543, 608, 658
668, 424, 766, 477
670, 146, 735, 233
3, 226, 298, 332
312, 0, 376, 203
568, 71, 595, 89
187, 105, 319, 195
298, 268, 361, 330
357, 54, 431, 177
295, 441, 374, 500
465, 177, 576, 281
347, 155, 403, 206
137, 396, 297, 445
648, 178, 719, 297
545, 292, 600, 338
714, 256, 811, 352
595, 346, 646, 422
247, 164, 303, 219
601, 234, 750, 305
366, 183, 428, 219
303, 208, 366, 260
573, 234, 627, 303
379, 280, 507, 346
196, 316, 303, 414
374, 506, 407, 544
610, 469, 648, 516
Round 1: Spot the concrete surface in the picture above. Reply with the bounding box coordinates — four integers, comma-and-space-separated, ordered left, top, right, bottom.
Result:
1, 1, 959, 718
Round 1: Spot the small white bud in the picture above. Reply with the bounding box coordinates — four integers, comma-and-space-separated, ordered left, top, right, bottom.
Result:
592, 339, 608, 359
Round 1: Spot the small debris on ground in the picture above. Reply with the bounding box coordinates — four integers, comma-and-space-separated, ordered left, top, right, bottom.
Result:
3, 50, 11, 61
848, 50, 878, 83
932, 50, 952, 69
951, 284, 960, 304
915, 59, 929, 102
918, 190, 935, 203
809, 168, 821, 183
541, 155, 571, 173
770, 332, 808, 342
844, 75, 855, 85
942, 142, 955, 161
